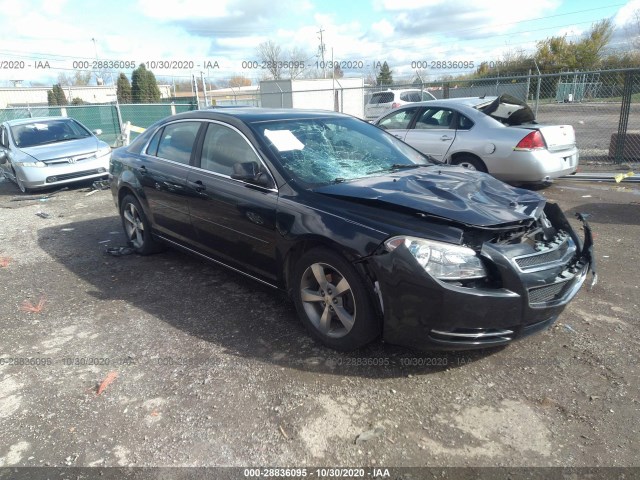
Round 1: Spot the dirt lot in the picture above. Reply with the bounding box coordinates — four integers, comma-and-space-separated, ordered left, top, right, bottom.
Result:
0, 174, 638, 472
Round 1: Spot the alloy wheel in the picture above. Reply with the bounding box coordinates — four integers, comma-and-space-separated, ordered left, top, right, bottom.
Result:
299, 262, 356, 338
123, 202, 145, 249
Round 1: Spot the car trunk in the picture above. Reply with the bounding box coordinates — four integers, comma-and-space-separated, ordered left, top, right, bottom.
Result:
478, 94, 575, 151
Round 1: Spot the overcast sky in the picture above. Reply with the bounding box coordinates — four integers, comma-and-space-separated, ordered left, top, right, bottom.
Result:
0, 0, 638, 86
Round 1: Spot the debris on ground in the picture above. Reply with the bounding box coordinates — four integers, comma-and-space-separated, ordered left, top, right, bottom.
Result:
92, 180, 110, 190
614, 171, 635, 183
85, 190, 99, 196
0, 257, 10, 268
355, 426, 384, 445
279, 425, 289, 439
10, 187, 68, 202
35, 212, 51, 219
106, 246, 135, 256
60, 228, 75, 232
96, 372, 118, 396
20, 297, 46, 313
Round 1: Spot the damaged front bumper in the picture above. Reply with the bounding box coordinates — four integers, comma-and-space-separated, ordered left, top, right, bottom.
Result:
369, 203, 595, 351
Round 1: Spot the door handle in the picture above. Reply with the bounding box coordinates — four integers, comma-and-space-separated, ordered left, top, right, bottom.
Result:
188, 179, 206, 192
440, 135, 453, 141
139, 165, 147, 175
393, 134, 403, 139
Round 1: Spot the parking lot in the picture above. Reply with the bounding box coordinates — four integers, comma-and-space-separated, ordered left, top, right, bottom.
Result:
0, 175, 638, 469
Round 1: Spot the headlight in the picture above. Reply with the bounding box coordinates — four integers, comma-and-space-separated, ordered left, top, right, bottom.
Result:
96, 146, 112, 158
385, 236, 487, 280
14, 160, 46, 168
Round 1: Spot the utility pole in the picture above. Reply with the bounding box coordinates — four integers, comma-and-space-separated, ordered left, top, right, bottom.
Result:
192, 73, 200, 109
91, 38, 104, 85
317, 27, 326, 79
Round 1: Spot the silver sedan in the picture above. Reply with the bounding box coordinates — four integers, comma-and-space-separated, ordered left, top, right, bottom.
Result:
0, 117, 111, 193
374, 96, 579, 184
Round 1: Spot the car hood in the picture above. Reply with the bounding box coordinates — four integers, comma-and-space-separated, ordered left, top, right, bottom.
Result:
18, 136, 101, 161
477, 94, 536, 126
313, 167, 546, 228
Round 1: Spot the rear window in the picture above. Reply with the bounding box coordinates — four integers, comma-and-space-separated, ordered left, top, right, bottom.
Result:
400, 92, 421, 102
370, 92, 394, 104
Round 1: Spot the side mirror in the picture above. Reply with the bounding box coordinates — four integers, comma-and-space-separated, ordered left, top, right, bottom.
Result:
93, 129, 103, 136
0, 150, 7, 164
231, 161, 272, 188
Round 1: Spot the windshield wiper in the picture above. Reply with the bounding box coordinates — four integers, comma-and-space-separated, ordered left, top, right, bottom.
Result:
366, 163, 431, 174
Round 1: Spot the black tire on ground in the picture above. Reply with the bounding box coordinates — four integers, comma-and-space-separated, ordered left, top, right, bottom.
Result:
119, 194, 163, 255
451, 154, 487, 173
291, 248, 380, 351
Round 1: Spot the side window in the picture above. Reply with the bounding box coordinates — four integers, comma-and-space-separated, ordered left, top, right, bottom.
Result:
457, 114, 475, 130
200, 123, 261, 177
377, 107, 419, 130
421, 91, 435, 101
415, 108, 455, 129
146, 128, 163, 156
156, 122, 200, 164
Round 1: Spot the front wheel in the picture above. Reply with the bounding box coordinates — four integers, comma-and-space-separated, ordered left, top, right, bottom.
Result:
119, 194, 163, 255
12, 168, 30, 193
291, 248, 380, 351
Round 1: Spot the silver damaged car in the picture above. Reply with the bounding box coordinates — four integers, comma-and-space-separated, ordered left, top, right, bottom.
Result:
0, 117, 111, 193
374, 95, 578, 184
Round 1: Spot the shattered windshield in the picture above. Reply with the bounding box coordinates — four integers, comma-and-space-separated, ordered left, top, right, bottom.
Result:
251, 117, 432, 186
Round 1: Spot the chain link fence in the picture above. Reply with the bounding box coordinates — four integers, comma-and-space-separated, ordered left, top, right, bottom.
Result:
0, 102, 197, 146
1, 68, 638, 165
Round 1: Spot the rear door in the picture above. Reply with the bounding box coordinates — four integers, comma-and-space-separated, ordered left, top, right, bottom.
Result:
186, 121, 279, 280
138, 121, 202, 242
403, 107, 457, 161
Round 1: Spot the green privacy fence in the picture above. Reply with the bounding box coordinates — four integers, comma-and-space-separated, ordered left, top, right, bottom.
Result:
0, 102, 198, 146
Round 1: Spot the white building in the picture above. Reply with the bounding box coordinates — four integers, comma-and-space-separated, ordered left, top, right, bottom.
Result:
260, 78, 365, 118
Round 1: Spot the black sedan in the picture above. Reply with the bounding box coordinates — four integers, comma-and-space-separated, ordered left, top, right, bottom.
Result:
109, 108, 595, 351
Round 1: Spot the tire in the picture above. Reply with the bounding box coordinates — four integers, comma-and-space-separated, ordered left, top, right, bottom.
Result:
291, 248, 380, 351
12, 168, 30, 193
451, 155, 487, 173
119, 194, 163, 255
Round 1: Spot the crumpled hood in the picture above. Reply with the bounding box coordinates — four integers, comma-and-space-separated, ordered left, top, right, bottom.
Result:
313, 167, 546, 228
18, 136, 101, 161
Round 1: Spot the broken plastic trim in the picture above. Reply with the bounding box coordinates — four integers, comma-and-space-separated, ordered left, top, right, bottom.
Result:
575, 212, 597, 288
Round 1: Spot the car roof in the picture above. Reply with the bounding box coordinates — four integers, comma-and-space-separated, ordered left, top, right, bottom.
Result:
5, 116, 69, 126
407, 96, 498, 108
165, 107, 354, 124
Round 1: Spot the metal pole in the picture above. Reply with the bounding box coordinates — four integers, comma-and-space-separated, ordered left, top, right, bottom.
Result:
533, 60, 541, 119
193, 74, 199, 109
200, 71, 208, 107
615, 71, 633, 164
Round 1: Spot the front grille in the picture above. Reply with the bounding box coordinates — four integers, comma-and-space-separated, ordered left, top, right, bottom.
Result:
46, 168, 106, 183
528, 279, 572, 305
429, 327, 514, 345
516, 249, 565, 269
514, 233, 571, 270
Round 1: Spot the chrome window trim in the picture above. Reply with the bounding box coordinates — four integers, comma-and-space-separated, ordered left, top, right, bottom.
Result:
139, 118, 279, 193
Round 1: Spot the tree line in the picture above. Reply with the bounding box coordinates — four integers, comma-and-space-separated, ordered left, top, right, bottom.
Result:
47, 64, 162, 106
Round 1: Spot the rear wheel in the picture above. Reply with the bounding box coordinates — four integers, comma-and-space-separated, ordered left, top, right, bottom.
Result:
120, 194, 163, 255
451, 154, 487, 173
292, 248, 380, 351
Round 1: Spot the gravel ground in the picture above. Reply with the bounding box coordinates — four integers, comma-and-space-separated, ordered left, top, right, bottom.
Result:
0, 175, 638, 473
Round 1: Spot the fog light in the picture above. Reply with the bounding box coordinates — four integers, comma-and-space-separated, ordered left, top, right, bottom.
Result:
47, 176, 58, 183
